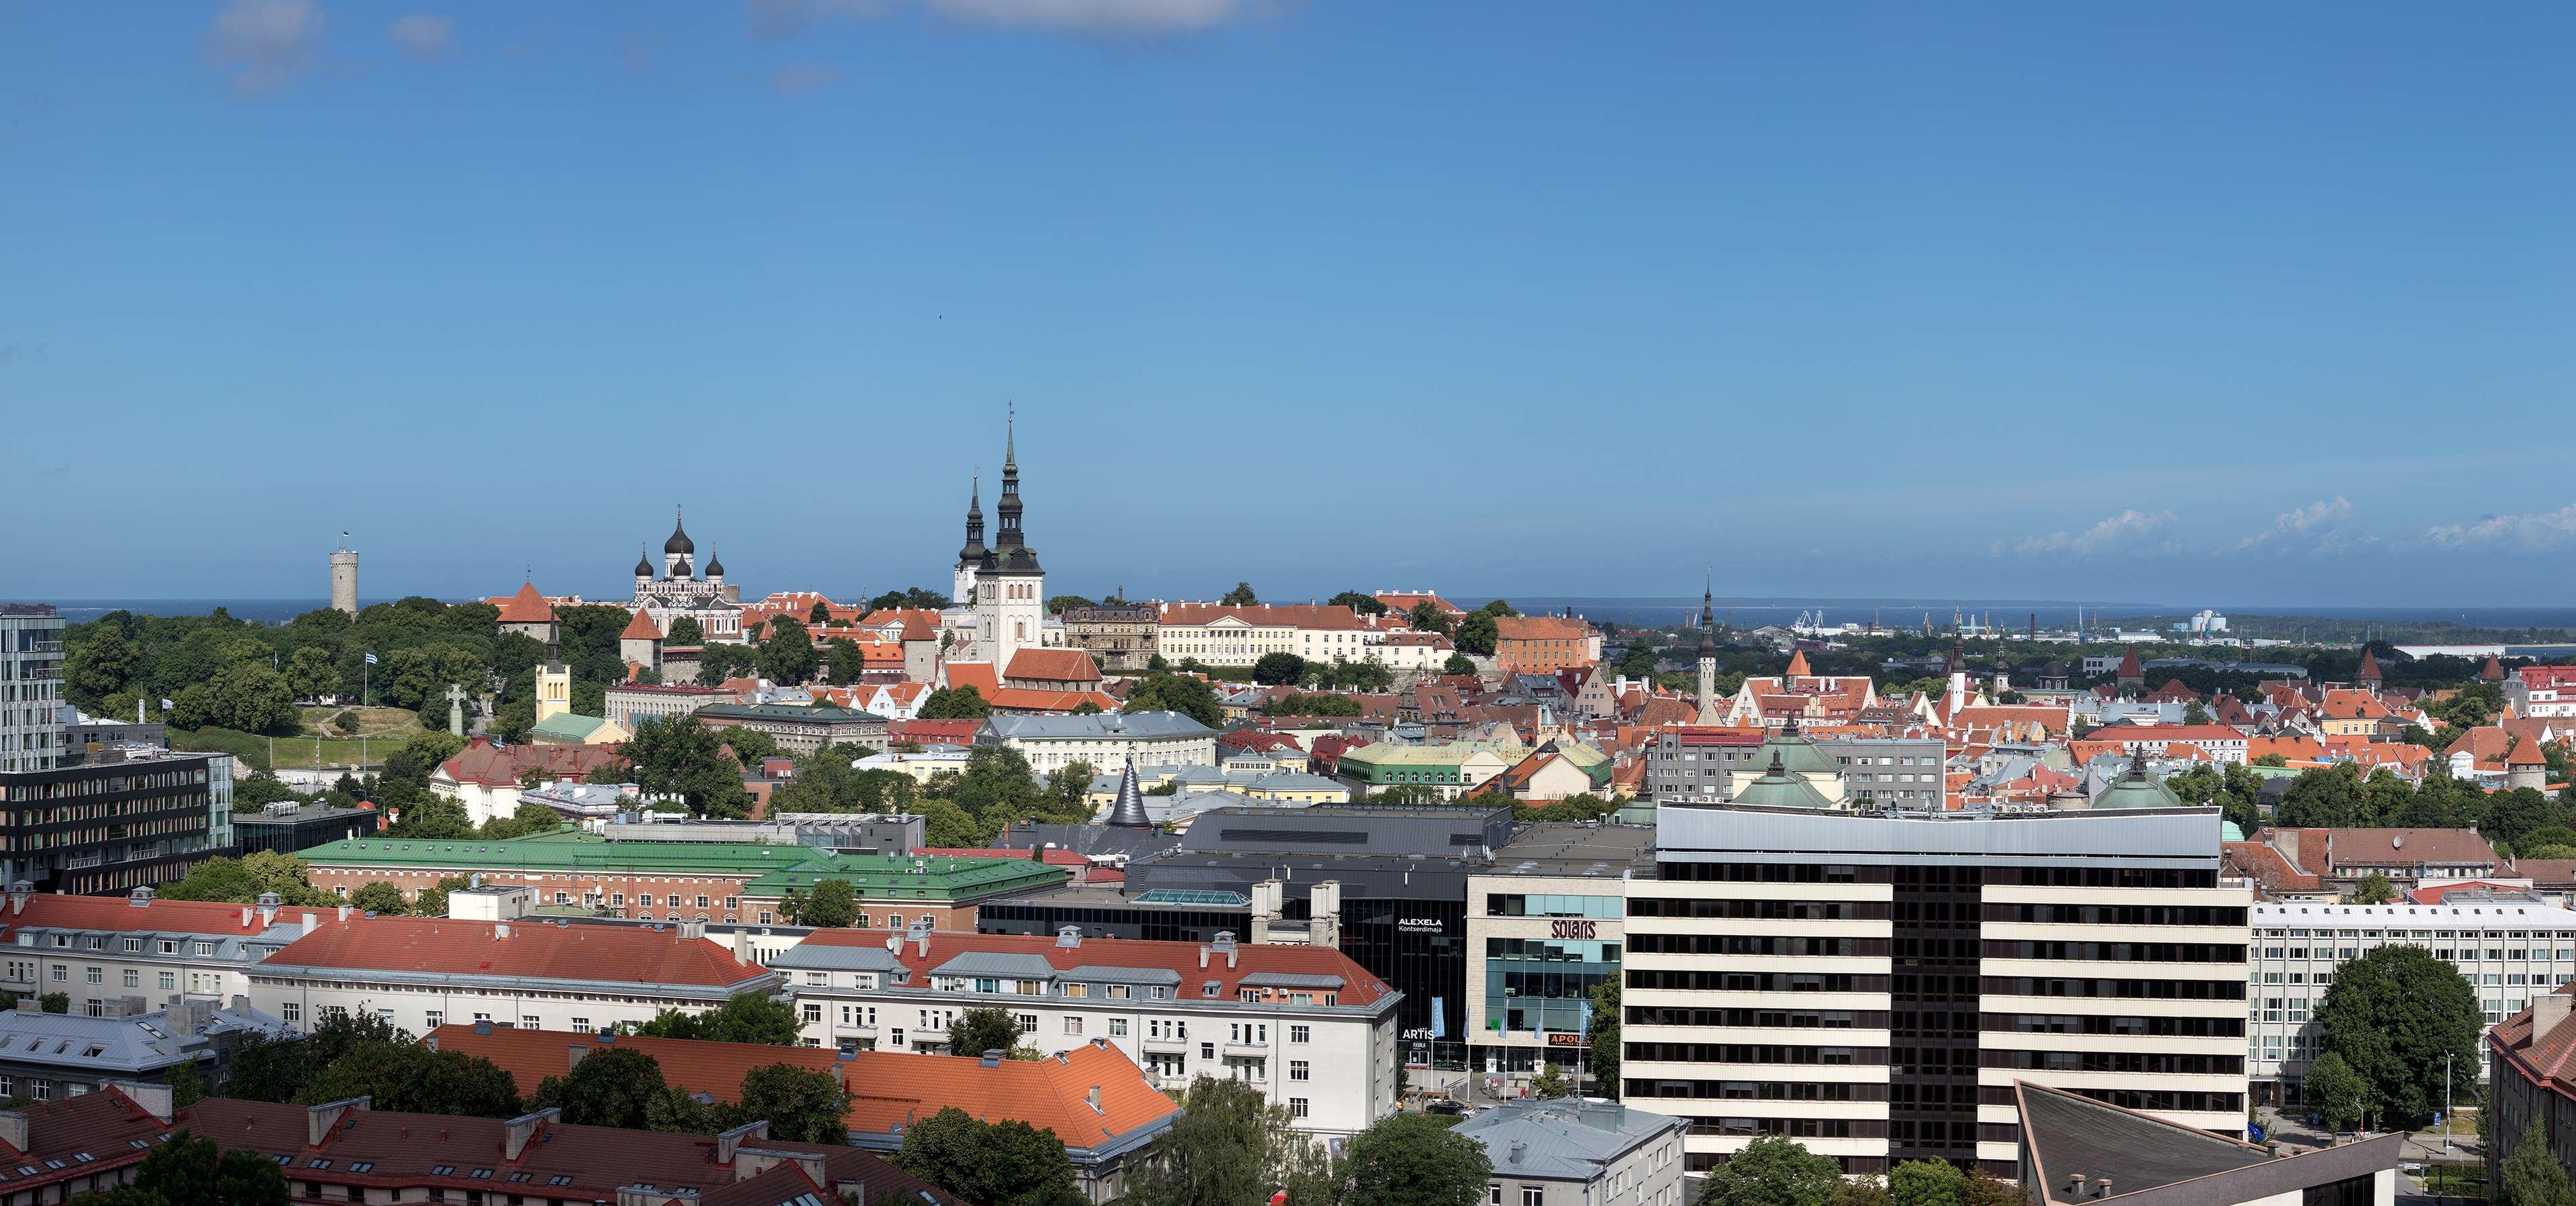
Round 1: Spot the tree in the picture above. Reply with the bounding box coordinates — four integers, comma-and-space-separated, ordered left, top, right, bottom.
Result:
2348, 872, 2396, 904
64, 1129, 291, 1206
949, 1007, 1024, 1058
532, 1046, 670, 1129
1046, 595, 1095, 615
1959, 1168, 2019, 1206
1123, 1076, 1336, 1206
917, 798, 991, 848
2275, 764, 2370, 827
1043, 760, 1098, 817
348, 882, 409, 915
917, 685, 994, 720
736, 1062, 852, 1144
757, 617, 819, 685
807, 601, 831, 625
2505, 1119, 2573, 1206
665, 615, 705, 646
1251, 652, 1306, 686
783, 878, 860, 927
158, 850, 331, 907
1696, 1135, 1845, 1206
624, 714, 754, 819
2315, 944, 2481, 1125
64, 627, 142, 709
1443, 653, 1478, 676
2300, 1050, 2371, 1134
1529, 1062, 1568, 1099
825, 638, 866, 685
284, 646, 341, 701
1408, 602, 1453, 636
1888, 1159, 1964, 1206
409, 875, 470, 919
1329, 591, 1389, 617
1221, 582, 1259, 607
896, 1105, 1088, 1206
629, 993, 803, 1046
1341, 1111, 1492, 1206
1124, 671, 1224, 729
295, 1041, 523, 1119
1590, 977, 1620, 1098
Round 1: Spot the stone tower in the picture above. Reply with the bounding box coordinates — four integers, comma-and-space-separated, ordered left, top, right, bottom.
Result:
1694, 577, 1720, 724
329, 537, 359, 617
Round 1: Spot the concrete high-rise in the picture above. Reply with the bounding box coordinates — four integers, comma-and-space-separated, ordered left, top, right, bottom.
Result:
329, 539, 359, 616
0, 605, 66, 773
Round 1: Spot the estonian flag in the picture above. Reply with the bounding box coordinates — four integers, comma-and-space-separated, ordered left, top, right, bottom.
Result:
364, 652, 378, 665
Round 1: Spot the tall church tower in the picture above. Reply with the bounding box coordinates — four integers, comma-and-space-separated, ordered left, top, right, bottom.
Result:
1694, 577, 1721, 724
972, 413, 1045, 667
954, 476, 985, 606
536, 644, 571, 726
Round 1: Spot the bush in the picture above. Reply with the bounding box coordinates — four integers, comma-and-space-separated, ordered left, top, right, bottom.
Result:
168, 725, 272, 774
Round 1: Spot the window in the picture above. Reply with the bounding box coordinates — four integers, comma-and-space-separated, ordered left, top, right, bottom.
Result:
1017, 1013, 1038, 1034
696, 895, 710, 909
1290, 1060, 1310, 1081
1202, 1042, 1217, 1060
121, 969, 139, 989
523, 1015, 541, 1029
570, 1017, 588, 1032
1290, 1097, 1310, 1119
1110, 1018, 1128, 1037
725, 897, 739, 909
1066, 1017, 1084, 1035
49, 966, 64, 983
805, 1003, 824, 1023
1490, 1187, 1503, 1206
427, 1011, 444, 1028
612, 893, 626, 907
282, 1003, 302, 1024
1289, 1025, 1310, 1044
1523, 1188, 1544, 1206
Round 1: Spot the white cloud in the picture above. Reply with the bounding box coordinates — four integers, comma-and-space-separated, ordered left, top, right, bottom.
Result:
1992, 509, 2179, 558
2423, 504, 2576, 551
205, 0, 324, 95
768, 62, 842, 94
2235, 495, 2375, 554
388, 13, 452, 58
926, 0, 1264, 34
749, 0, 1264, 38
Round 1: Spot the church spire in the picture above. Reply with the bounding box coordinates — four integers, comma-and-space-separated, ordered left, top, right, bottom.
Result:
959, 473, 986, 564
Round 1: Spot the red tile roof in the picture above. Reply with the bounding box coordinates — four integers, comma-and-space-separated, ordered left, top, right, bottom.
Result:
1005, 648, 1103, 684
0, 891, 296, 937
432, 1026, 1178, 1150
1155, 602, 1375, 631
0, 1084, 168, 1193
185, 1095, 956, 1206
889, 719, 980, 747
2490, 983, 2576, 1104
619, 608, 663, 641
1493, 615, 1591, 642
435, 738, 625, 788
266, 915, 774, 990
495, 582, 557, 624
799, 928, 1394, 1007
1782, 650, 1812, 677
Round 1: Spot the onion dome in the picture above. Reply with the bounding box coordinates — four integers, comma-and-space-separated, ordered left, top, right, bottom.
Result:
705, 549, 725, 578
664, 505, 695, 556
634, 544, 653, 577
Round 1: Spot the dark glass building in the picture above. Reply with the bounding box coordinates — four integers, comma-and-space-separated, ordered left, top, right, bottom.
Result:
234, 801, 381, 856
0, 750, 230, 895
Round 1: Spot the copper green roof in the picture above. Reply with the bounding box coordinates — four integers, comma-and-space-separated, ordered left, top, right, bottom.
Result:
1730, 752, 1836, 810
2094, 752, 2185, 810
696, 701, 885, 723
1756, 732, 1841, 777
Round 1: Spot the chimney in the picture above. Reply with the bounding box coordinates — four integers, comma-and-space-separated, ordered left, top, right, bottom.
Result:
337, 903, 353, 922
241, 905, 254, 927
733, 928, 754, 962
503, 1109, 558, 1161
301, 911, 317, 929
1213, 930, 1238, 968
257, 893, 280, 926
2537, 993, 2574, 1042
1509, 1141, 1527, 1165
2069, 1176, 2088, 1197
1086, 1085, 1102, 1113
306, 1096, 370, 1147
5, 882, 26, 915
714, 1119, 768, 1164
2096, 1179, 2114, 1199
10, 1000, 36, 1015
568, 1044, 590, 1070
496, 922, 511, 940
474, 1019, 495, 1036
0, 1112, 23, 1153
107, 1079, 174, 1122
679, 919, 707, 942
981, 1049, 1004, 1068
1056, 925, 1082, 950
835, 1180, 869, 1206
1198, 944, 1210, 970
129, 887, 154, 908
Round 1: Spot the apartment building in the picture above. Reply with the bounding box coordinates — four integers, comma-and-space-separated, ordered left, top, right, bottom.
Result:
978, 711, 1217, 773
2249, 901, 2576, 1103
1151, 602, 1414, 668
1457, 1099, 1688, 1206
0, 747, 231, 894
694, 701, 889, 757
2491, 989, 2576, 1199
772, 923, 1403, 1137
245, 913, 782, 1036
1645, 728, 1945, 809
1494, 615, 1601, 674
0, 606, 66, 776
1625, 803, 2250, 1178
603, 682, 735, 733
0, 887, 317, 1017
2508, 666, 2576, 719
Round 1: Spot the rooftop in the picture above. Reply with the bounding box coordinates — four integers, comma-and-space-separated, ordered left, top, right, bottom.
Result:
302, 833, 1059, 897
984, 711, 1215, 740
2017, 1080, 2396, 1206
1453, 1099, 1686, 1182
1488, 821, 1657, 877
262, 914, 774, 992
777, 927, 1396, 1009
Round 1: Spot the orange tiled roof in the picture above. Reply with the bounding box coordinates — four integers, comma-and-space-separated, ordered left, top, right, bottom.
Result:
1493, 615, 1592, 642
431, 1026, 1178, 1150
496, 582, 557, 624
0, 892, 295, 938
1006, 649, 1103, 684
267, 915, 773, 989
619, 608, 663, 641
436, 738, 625, 788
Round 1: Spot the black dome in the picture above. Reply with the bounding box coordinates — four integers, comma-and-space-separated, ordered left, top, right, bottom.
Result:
633, 546, 653, 576
705, 550, 725, 576
664, 506, 694, 555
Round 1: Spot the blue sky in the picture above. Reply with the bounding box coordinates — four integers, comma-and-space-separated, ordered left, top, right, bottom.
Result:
6, 1, 2575, 608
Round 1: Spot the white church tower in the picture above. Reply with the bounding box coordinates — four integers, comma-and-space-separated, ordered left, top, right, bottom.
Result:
972, 415, 1044, 668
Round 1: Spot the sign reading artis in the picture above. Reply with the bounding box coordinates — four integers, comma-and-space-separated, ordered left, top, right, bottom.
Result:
1548, 918, 1598, 940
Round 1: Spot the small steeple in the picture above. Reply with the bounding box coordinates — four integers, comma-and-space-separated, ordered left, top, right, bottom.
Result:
1104, 760, 1153, 830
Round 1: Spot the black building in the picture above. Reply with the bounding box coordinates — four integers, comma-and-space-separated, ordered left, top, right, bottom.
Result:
0, 750, 228, 895
234, 801, 380, 856
979, 805, 1510, 1066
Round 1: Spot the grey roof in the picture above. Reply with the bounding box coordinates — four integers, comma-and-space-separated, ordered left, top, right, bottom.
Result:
2018, 1081, 2397, 1206
1453, 1099, 1687, 1183
768, 944, 902, 973
235, 802, 378, 825
1659, 803, 2223, 866
1061, 964, 1182, 986
984, 711, 1215, 742
1178, 805, 1514, 858
1243, 772, 1343, 793
928, 950, 1059, 980
0, 1001, 293, 1075
1237, 971, 1345, 990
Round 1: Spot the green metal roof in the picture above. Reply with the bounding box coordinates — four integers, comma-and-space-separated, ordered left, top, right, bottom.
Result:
529, 713, 613, 740
696, 701, 885, 723
1730, 752, 1836, 810
1756, 732, 1841, 777
303, 832, 1058, 899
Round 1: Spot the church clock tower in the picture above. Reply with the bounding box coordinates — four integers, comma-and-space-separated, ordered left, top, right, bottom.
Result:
972, 413, 1045, 667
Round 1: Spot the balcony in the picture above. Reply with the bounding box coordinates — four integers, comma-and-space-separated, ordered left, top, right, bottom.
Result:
1223, 1042, 1270, 1057
1141, 1037, 1190, 1054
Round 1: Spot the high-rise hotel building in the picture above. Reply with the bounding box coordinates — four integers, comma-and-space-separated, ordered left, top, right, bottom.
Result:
1624, 803, 2250, 1177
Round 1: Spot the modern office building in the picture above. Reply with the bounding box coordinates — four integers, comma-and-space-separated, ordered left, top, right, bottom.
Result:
1465, 823, 1654, 1078
0, 605, 67, 774
1625, 803, 2251, 1177
0, 748, 231, 894
2249, 900, 2576, 1103
231, 799, 380, 855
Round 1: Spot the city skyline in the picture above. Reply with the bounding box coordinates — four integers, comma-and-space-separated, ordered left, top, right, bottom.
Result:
8, 2, 2576, 603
